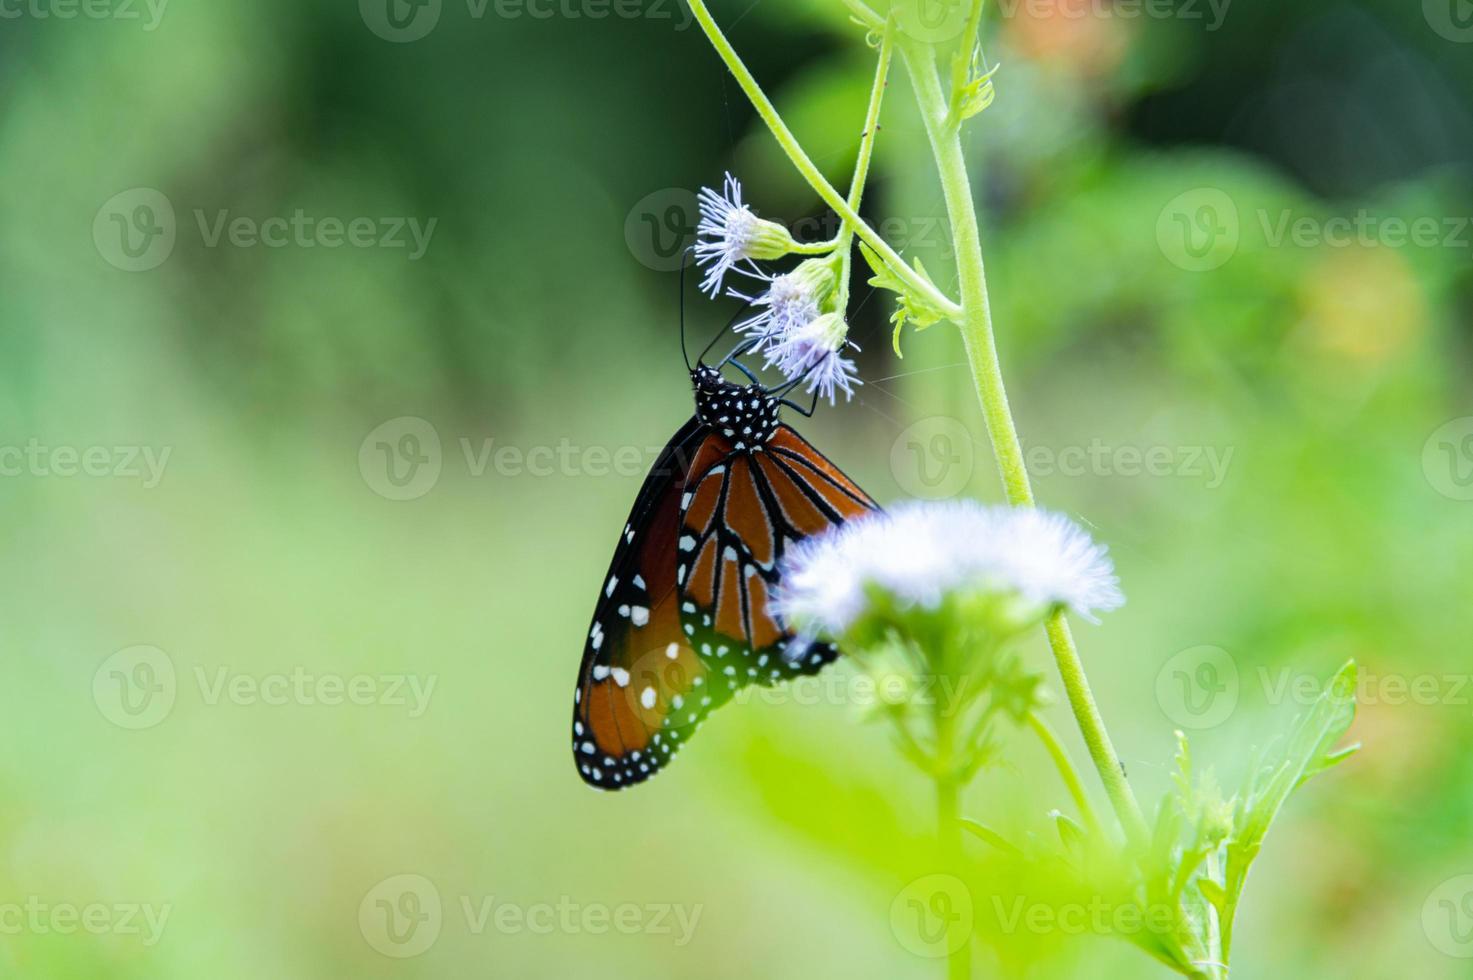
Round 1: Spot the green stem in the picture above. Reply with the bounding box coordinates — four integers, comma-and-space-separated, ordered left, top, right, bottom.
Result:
833, 19, 893, 309
791, 237, 843, 255
934, 698, 971, 980
899, 38, 1150, 848
946, 0, 986, 127
838, 0, 885, 31
1045, 614, 1148, 845
684, 0, 962, 320
1026, 712, 1099, 835
897, 39, 1031, 505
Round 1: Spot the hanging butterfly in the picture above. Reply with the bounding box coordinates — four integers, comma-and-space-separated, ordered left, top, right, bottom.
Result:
570, 321, 878, 791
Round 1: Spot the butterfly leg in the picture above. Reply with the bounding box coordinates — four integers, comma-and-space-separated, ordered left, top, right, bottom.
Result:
715, 337, 760, 369
727, 356, 762, 386
779, 388, 821, 418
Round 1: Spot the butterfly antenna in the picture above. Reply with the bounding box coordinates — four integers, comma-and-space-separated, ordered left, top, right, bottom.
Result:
696, 295, 757, 367
679, 249, 694, 372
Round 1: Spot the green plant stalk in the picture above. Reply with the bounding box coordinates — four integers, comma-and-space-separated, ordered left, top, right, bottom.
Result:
791, 237, 844, 254
1203, 851, 1228, 979
933, 693, 971, 980
839, 0, 884, 30
1027, 712, 1099, 834
1046, 614, 1148, 845
898, 38, 1151, 848
897, 38, 1029, 504
832, 18, 894, 309
946, 0, 987, 126
684, 0, 961, 321
691, 0, 1151, 902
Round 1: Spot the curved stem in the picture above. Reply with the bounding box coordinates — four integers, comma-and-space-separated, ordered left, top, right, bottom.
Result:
896, 39, 1031, 505
833, 18, 893, 309
1027, 712, 1099, 835
1044, 614, 1147, 844
684, 0, 962, 320
839, 0, 885, 30
899, 38, 1149, 848
945, 0, 986, 129
791, 237, 844, 255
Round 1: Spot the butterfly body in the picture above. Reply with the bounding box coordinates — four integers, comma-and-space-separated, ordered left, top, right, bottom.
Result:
572, 365, 876, 791
691, 364, 780, 448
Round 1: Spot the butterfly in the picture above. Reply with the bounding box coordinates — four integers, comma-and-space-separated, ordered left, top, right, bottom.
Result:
571, 338, 878, 790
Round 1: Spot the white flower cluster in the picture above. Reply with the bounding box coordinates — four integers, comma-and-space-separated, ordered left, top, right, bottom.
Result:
694, 173, 860, 404
775, 501, 1125, 638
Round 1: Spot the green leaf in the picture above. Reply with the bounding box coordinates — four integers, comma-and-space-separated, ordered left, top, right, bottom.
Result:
1050, 810, 1087, 857
1208, 661, 1361, 965
1236, 660, 1359, 847
859, 242, 951, 357
1197, 877, 1227, 910
957, 63, 1001, 122
961, 818, 1022, 855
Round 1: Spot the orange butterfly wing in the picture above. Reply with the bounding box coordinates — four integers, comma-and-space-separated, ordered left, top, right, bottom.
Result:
573, 421, 876, 791
572, 423, 740, 790
677, 424, 877, 683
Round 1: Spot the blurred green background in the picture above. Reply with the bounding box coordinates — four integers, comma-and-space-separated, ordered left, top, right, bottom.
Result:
2, 0, 1471, 976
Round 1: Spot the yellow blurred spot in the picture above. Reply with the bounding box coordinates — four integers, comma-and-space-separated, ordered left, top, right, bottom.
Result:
1297, 246, 1425, 365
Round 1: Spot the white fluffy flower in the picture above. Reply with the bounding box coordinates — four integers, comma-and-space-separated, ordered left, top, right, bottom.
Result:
764, 312, 861, 405
730, 266, 826, 349
694, 173, 794, 296
776, 501, 1124, 638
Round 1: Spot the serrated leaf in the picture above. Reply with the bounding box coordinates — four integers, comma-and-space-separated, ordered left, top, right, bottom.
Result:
859, 242, 951, 358
1203, 661, 1361, 965
957, 64, 1000, 121
1237, 660, 1358, 848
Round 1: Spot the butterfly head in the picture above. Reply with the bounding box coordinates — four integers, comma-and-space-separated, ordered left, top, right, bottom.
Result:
691, 365, 780, 448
